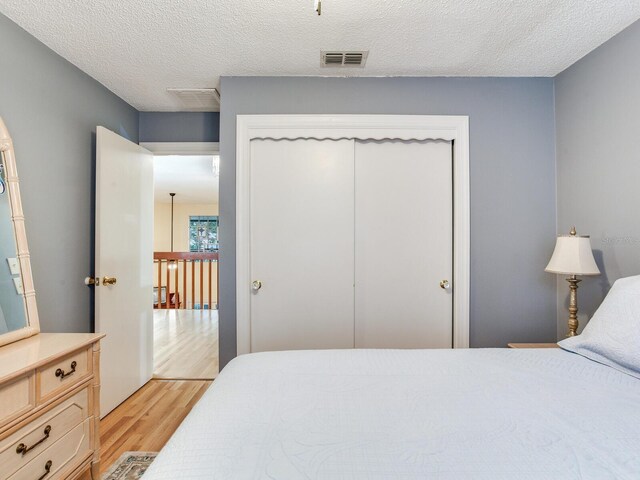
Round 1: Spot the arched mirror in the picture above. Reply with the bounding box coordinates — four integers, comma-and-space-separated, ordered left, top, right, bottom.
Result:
0, 116, 39, 346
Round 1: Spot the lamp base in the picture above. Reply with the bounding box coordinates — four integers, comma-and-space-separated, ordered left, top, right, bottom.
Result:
566, 275, 582, 337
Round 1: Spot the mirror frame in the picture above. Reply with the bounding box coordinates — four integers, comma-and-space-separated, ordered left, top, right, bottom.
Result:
0, 116, 40, 346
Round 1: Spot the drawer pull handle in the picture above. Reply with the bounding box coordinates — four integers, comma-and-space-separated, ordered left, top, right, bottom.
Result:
55, 361, 77, 380
16, 425, 52, 456
37, 460, 53, 480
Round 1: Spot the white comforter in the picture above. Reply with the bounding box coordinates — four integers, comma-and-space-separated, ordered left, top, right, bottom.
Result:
142, 349, 640, 479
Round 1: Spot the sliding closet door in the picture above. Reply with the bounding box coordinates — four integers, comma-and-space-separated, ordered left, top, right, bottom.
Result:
355, 140, 453, 348
250, 139, 355, 352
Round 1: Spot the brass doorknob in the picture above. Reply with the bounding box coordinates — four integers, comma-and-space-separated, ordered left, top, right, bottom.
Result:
102, 276, 117, 286
251, 280, 262, 291
440, 280, 450, 290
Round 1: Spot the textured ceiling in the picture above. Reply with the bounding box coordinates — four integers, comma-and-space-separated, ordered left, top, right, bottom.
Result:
1, 0, 639, 111
154, 156, 218, 205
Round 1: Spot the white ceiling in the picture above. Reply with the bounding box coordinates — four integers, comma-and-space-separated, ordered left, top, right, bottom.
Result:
154, 156, 218, 205
1, 1, 639, 111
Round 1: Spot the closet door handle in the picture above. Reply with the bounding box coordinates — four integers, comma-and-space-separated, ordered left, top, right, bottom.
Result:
252, 280, 263, 291
439, 280, 450, 290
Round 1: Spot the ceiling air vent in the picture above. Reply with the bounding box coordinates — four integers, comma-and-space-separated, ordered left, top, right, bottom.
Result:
167, 88, 220, 112
321, 51, 368, 68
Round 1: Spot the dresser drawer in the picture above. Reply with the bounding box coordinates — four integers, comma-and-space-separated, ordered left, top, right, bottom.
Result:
0, 374, 35, 427
0, 388, 89, 478
37, 348, 92, 403
6, 418, 91, 480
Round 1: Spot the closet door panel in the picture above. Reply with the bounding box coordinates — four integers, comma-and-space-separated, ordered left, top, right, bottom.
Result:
250, 139, 355, 352
355, 140, 453, 348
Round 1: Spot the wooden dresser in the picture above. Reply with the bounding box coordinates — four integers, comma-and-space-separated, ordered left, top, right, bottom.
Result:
0, 333, 104, 480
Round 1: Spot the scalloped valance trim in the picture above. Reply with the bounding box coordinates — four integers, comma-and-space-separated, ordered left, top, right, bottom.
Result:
249, 136, 454, 142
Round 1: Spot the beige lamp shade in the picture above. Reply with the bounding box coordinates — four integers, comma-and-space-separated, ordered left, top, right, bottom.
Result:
545, 235, 600, 276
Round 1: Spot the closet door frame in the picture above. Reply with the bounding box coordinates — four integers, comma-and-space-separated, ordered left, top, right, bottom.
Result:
236, 114, 470, 354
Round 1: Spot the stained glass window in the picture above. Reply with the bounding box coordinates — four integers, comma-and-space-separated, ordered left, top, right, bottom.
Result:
189, 216, 219, 252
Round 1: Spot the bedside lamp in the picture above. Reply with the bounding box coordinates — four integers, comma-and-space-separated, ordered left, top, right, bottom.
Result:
545, 226, 600, 337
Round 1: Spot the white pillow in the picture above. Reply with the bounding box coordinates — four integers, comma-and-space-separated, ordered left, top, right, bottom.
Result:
559, 275, 640, 379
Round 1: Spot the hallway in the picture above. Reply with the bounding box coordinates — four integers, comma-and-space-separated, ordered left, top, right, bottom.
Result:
153, 308, 218, 379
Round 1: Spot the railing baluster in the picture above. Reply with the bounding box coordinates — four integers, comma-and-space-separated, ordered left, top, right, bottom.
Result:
199, 259, 204, 309
208, 260, 212, 310
174, 262, 179, 309
157, 260, 162, 310
182, 260, 187, 310
191, 260, 195, 309
166, 260, 171, 310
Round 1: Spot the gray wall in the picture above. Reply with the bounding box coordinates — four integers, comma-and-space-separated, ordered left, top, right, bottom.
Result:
555, 20, 640, 336
219, 76, 558, 368
0, 13, 139, 333
139, 112, 219, 143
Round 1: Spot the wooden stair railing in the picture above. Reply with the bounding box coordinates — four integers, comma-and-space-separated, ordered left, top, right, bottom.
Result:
153, 252, 219, 310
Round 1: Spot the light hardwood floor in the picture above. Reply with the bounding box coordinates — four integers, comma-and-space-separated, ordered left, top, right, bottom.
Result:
153, 308, 219, 379
100, 380, 212, 475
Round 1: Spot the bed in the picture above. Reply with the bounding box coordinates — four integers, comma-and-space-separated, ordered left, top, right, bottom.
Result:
142, 347, 640, 479
143, 276, 640, 479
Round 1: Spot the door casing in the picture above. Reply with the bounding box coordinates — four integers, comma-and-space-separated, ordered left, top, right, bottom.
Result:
236, 114, 470, 354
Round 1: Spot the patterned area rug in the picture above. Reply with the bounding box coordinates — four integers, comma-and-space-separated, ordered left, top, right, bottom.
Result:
102, 452, 158, 480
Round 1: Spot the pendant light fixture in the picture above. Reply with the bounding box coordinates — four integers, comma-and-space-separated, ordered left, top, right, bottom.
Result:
168, 192, 178, 271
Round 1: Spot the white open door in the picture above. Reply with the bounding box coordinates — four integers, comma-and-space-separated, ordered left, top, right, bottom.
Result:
96, 127, 154, 417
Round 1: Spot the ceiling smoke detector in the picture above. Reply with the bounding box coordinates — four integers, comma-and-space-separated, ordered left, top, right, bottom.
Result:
167, 88, 220, 111
321, 51, 368, 68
